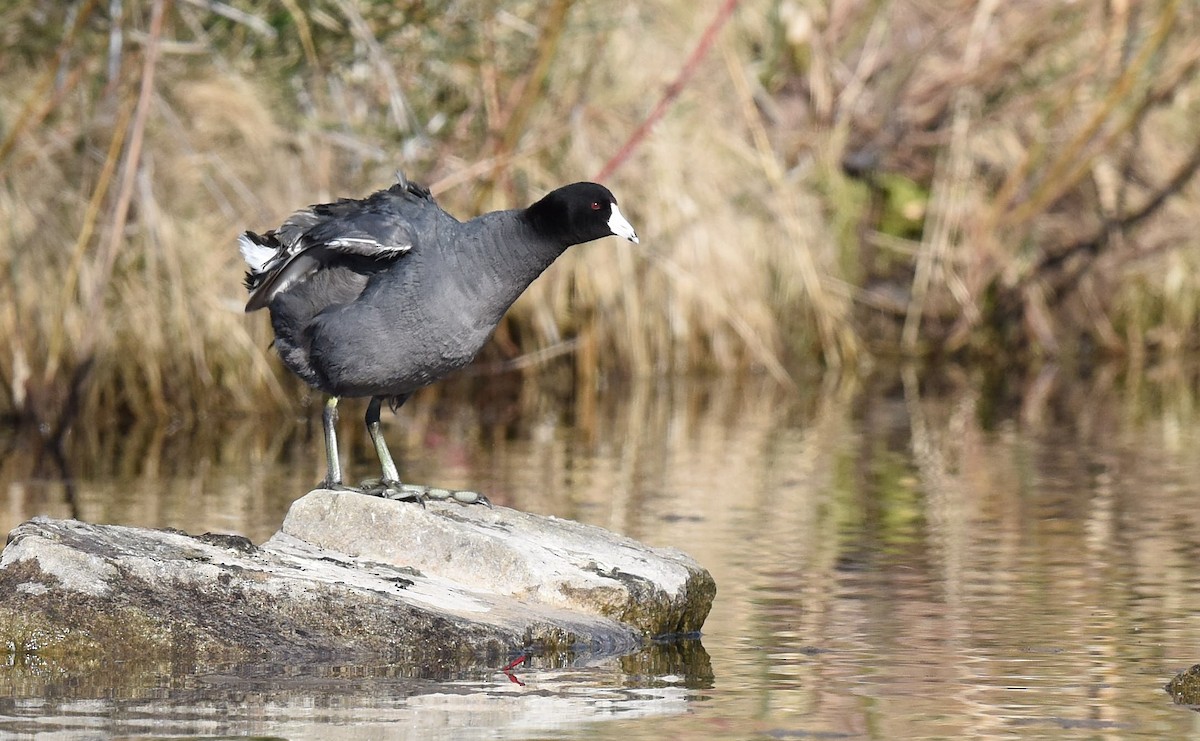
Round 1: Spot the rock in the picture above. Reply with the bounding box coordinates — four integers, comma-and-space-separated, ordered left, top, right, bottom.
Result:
0, 490, 715, 665
1166, 664, 1200, 705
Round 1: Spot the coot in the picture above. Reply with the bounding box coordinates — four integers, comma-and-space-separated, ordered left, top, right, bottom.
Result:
240, 174, 638, 502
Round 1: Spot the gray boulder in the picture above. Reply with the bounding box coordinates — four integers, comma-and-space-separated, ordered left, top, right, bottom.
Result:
0, 490, 714, 664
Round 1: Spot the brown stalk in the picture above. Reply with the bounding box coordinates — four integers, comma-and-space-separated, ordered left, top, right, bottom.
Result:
476, 0, 575, 205
1013, 133, 1200, 306
1001, 0, 1179, 228
977, 54, 1071, 235
77, 0, 169, 378
0, 0, 100, 168
46, 95, 137, 382
4, 64, 89, 173
278, 0, 319, 69
901, 0, 997, 354
333, 0, 413, 133
721, 38, 854, 374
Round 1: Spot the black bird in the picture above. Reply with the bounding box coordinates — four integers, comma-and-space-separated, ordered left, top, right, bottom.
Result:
240, 174, 638, 502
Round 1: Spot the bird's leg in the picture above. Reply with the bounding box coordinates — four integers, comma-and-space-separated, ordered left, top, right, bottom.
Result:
362, 395, 423, 503
360, 395, 491, 507
367, 394, 404, 484
320, 396, 354, 490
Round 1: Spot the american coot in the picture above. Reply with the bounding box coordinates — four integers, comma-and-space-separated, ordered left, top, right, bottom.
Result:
240, 174, 638, 504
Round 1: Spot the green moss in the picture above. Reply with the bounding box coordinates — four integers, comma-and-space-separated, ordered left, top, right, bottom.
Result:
0, 607, 104, 660
875, 173, 929, 241
1166, 664, 1200, 704
566, 565, 717, 638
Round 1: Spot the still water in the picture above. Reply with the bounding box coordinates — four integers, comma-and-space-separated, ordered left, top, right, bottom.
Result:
4, 366, 1200, 739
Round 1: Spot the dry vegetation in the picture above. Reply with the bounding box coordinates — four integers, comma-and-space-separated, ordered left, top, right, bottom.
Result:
1, 0, 1199, 433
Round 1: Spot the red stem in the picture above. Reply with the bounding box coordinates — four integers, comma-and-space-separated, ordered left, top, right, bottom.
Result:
501, 654, 527, 672
594, 0, 741, 182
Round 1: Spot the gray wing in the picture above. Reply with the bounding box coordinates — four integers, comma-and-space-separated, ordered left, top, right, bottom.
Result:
244, 187, 426, 312
300, 206, 417, 258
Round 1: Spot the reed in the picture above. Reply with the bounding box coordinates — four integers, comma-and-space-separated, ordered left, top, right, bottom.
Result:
800, 0, 1200, 360
1, 0, 1199, 431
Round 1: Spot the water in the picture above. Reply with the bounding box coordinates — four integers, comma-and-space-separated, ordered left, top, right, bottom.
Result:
4, 366, 1200, 739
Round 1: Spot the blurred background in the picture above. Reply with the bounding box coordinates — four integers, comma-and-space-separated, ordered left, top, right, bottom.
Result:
3, 0, 1199, 433
8, 2, 1200, 737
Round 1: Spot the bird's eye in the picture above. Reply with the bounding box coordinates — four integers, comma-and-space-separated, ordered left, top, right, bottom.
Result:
590, 202, 601, 211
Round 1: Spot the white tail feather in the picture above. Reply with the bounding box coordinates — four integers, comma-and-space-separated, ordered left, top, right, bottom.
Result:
238, 234, 275, 274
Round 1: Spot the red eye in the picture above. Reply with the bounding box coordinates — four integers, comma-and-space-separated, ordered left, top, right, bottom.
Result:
590, 202, 601, 210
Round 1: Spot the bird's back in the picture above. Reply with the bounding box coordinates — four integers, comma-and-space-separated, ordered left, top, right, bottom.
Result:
245, 177, 455, 393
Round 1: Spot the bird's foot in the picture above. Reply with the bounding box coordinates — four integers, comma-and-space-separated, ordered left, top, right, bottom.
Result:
317, 478, 360, 493
359, 479, 492, 508
425, 486, 492, 508
359, 478, 426, 506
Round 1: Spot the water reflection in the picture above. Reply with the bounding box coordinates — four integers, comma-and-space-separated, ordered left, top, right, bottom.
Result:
0, 642, 711, 740
5, 365, 1200, 738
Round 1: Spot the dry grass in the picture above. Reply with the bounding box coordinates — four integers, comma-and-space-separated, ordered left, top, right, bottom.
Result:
2, 0, 1200, 430
788, 0, 1200, 360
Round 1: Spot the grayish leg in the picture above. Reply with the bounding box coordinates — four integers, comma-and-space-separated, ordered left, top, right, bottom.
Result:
366, 395, 404, 484
322, 396, 344, 487
361, 394, 491, 508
